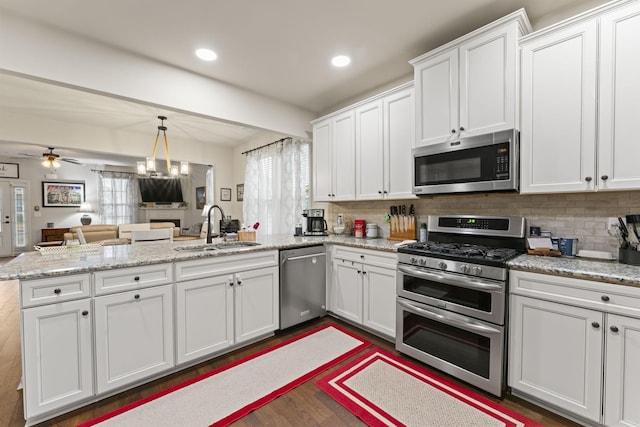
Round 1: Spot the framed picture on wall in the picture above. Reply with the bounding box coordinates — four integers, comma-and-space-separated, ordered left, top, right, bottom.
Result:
0, 162, 19, 179
42, 181, 85, 207
195, 186, 206, 209
220, 187, 232, 201
237, 184, 244, 201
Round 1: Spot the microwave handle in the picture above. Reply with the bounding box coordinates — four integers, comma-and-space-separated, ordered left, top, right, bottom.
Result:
397, 265, 503, 292
397, 299, 501, 335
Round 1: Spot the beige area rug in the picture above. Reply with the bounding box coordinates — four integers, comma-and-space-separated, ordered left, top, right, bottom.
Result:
316, 348, 542, 427
79, 324, 370, 427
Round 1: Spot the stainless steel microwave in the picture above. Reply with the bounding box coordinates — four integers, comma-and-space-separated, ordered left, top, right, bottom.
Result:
412, 129, 519, 196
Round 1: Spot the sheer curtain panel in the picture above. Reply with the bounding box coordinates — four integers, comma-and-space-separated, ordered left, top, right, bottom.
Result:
243, 139, 309, 235
98, 171, 139, 225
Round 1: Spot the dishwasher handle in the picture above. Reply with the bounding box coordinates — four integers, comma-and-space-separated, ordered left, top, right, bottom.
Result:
282, 252, 326, 263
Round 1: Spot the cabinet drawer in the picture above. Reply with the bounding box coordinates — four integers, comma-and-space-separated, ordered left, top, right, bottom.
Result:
94, 264, 173, 295
333, 246, 397, 268
510, 270, 640, 318
175, 250, 278, 282
21, 274, 91, 308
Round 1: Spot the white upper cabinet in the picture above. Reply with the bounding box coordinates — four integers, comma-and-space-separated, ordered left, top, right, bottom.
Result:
313, 83, 415, 202
355, 84, 416, 200
520, 0, 640, 194
413, 49, 458, 146
384, 87, 415, 199
520, 20, 598, 193
412, 10, 530, 146
598, 1, 640, 191
312, 110, 356, 202
355, 99, 384, 200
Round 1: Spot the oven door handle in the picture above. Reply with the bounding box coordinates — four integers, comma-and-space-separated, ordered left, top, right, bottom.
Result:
397, 265, 503, 292
397, 299, 501, 335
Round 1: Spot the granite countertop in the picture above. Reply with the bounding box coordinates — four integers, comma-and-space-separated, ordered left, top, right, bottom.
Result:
0, 234, 404, 281
508, 254, 640, 288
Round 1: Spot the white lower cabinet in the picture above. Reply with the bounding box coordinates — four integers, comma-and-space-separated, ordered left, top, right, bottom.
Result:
604, 314, 640, 427
330, 246, 396, 338
333, 260, 362, 323
175, 251, 280, 364
233, 266, 279, 344
509, 295, 603, 422
94, 284, 174, 394
22, 298, 93, 419
509, 270, 640, 426
175, 275, 234, 364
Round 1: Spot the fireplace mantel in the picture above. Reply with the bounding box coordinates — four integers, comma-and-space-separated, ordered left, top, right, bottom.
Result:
139, 207, 187, 225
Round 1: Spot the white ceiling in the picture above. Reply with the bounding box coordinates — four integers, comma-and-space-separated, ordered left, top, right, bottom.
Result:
0, 0, 610, 164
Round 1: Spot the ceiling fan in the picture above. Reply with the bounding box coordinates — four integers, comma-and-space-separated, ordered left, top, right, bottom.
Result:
19, 147, 81, 168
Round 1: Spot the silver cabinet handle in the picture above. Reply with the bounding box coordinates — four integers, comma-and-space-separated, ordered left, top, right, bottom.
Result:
283, 253, 326, 263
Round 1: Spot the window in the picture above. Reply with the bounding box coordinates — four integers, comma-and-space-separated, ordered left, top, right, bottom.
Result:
98, 172, 139, 225
243, 139, 310, 235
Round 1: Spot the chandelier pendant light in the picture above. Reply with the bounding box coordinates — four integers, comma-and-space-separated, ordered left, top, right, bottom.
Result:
141, 115, 189, 176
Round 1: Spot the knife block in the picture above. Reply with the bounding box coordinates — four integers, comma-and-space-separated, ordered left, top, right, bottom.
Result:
388, 221, 416, 241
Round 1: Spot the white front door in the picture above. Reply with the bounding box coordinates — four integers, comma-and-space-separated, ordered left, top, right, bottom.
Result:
0, 182, 13, 256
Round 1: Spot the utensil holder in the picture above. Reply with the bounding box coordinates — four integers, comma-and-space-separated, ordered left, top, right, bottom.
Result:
238, 231, 256, 241
618, 248, 640, 266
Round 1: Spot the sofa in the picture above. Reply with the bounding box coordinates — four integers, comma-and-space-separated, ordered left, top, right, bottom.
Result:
63, 222, 186, 245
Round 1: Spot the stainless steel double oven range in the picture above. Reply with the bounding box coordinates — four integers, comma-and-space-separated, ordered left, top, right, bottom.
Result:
396, 214, 526, 396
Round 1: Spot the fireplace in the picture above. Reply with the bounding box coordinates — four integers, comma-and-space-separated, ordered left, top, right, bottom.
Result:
140, 207, 186, 228
150, 218, 181, 228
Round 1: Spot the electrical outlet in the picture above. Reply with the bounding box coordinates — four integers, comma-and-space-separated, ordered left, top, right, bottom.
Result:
609, 217, 623, 229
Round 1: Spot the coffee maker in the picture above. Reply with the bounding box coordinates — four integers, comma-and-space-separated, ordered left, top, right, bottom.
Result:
302, 209, 328, 236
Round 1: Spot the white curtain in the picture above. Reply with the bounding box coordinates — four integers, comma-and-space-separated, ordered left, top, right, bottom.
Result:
243, 138, 309, 235
98, 171, 139, 225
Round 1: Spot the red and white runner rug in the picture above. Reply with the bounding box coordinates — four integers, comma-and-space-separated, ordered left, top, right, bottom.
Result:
79, 324, 369, 427
316, 348, 542, 427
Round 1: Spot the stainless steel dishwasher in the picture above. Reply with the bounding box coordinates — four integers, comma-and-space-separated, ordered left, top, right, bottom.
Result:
279, 245, 326, 329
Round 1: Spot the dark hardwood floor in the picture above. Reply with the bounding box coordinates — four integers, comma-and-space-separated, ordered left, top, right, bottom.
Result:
0, 278, 582, 427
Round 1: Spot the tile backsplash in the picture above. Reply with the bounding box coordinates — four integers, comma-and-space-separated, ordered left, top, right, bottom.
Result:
326, 191, 640, 255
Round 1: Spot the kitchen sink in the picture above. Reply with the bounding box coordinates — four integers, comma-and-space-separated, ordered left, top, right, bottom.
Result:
174, 241, 261, 252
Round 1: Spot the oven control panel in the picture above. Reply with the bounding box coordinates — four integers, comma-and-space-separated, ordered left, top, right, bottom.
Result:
398, 253, 506, 282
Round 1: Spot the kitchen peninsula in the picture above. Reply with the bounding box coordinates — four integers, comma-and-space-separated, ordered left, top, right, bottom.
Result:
3, 235, 398, 426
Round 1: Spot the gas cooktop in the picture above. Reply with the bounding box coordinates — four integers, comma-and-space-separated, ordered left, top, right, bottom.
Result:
399, 242, 520, 264
397, 214, 527, 267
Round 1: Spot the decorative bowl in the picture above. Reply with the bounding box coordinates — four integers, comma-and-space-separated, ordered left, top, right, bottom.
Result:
333, 226, 345, 235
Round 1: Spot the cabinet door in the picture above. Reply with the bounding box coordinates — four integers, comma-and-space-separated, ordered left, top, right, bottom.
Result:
22, 299, 93, 419
234, 266, 279, 344
458, 24, 516, 137
520, 21, 597, 193
312, 118, 332, 201
414, 48, 458, 146
598, 2, 640, 191
362, 264, 396, 338
604, 314, 640, 426
384, 86, 416, 200
94, 285, 174, 394
355, 99, 384, 200
509, 295, 603, 423
332, 111, 356, 201
332, 259, 363, 323
175, 275, 234, 364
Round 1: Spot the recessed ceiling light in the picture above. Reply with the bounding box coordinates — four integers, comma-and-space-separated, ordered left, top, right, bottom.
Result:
331, 55, 351, 67
196, 48, 217, 61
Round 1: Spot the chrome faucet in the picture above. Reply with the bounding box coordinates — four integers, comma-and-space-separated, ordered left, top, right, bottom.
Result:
205, 204, 227, 244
